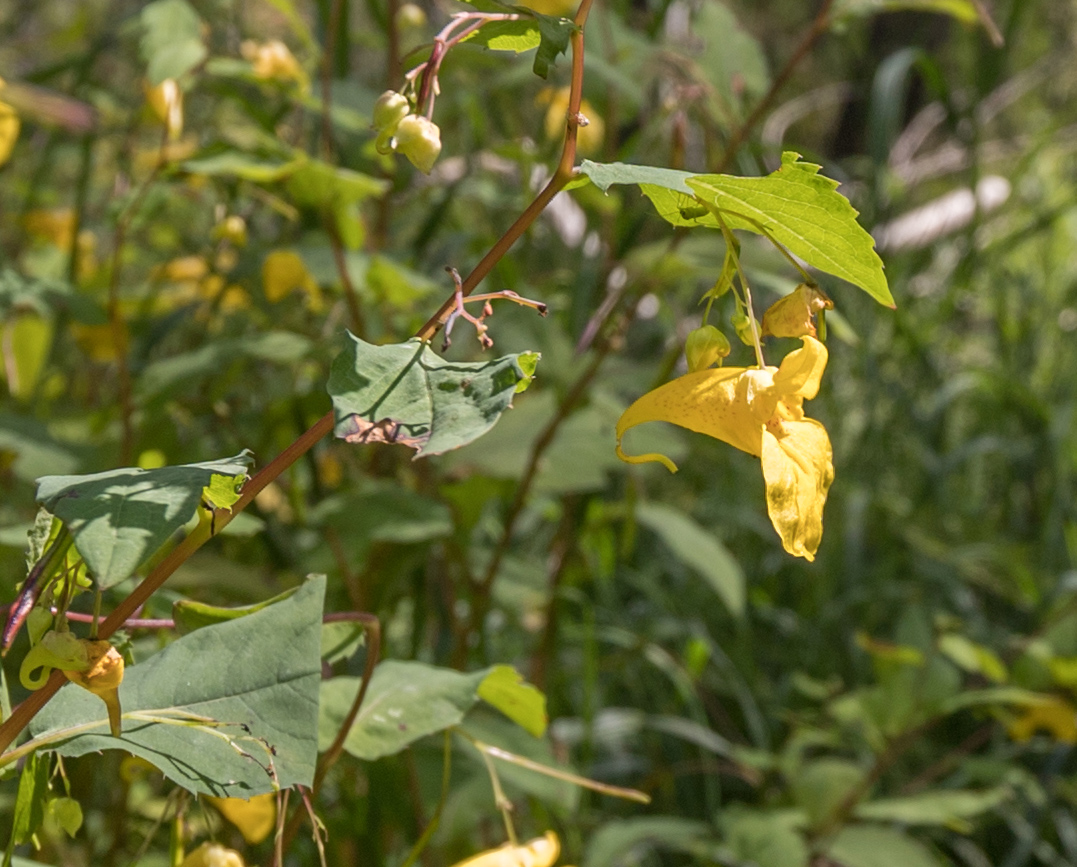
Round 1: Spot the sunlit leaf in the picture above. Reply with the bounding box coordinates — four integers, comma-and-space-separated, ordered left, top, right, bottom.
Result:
477, 665, 548, 737
140, 0, 207, 85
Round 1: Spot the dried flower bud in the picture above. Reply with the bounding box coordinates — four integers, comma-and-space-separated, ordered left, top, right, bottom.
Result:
393, 115, 442, 174
685, 324, 731, 372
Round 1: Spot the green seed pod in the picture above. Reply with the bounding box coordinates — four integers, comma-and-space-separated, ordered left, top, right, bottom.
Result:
685, 324, 731, 372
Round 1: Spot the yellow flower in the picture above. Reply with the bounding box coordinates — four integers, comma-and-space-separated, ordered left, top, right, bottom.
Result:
207, 793, 277, 844
538, 87, 604, 156
450, 832, 560, 867
616, 336, 833, 560
241, 40, 307, 88
1007, 696, 1077, 744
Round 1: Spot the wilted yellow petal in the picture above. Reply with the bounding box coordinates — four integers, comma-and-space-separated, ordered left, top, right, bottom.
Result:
0, 101, 19, 166
761, 284, 833, 339
1008, 697, 1077, 743
450, 832, 561, 867
207, 794, 277, 844
263, 250, 317, 303
761, 418, 833, 561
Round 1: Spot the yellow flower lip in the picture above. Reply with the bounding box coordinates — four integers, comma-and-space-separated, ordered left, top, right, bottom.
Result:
616, 336, 834, 560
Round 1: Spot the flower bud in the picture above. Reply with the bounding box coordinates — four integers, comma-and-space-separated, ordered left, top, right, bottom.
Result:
731, 311, 760, 347
63, 639, 125, 737
685, 325, 731, 372
761, 283, 833, 339
373, 90, 410, 135
393, 115, 442, 173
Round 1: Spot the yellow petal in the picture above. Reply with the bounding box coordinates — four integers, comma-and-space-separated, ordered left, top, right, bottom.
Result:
773, 335, 828, 402
450, 833, 560, 867
760, 417, 833, 561
207, 793, 277, 844
263, 250, 317, 303
616, 366, 766, 472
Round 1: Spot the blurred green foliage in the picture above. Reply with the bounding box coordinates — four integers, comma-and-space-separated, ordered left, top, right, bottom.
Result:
0, 0, 1076, 864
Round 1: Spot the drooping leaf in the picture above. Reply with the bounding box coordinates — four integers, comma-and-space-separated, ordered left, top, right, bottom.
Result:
634, 502, 745, 617
327, 334, 537, 457
35, 452, 254, 588
826, 825, 942, 867
44, 796, 83, 838
29, 576, 325, 797
531, 12, 576, 78
577, 154, 893, 307
140, 0, 207, 85
477, 665, 548, 737
319, 660, 488, 760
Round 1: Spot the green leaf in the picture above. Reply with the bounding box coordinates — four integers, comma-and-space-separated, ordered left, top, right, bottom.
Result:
531, 13, 576, 78
577, 155, 893, 307
202, 472, 245, 512
285, 160, 389, 211
855, 787, 1010, 829
826, 825, 942, 867
319, 660, 488, 760
140, 0, 207, 85
35, 452, 254, 588
722, 808, 808, 867
321, 620, 366, 665
477, 666, 548, 737
634, 502, 745, 617
327, 334, 536, 457
181, 151, 306, 183
463, 18, 542, 53
834, 0, 979, 24
29, 576, 325, 797
515, 351, 541, 393
172, 586, 301, 635
0, 413, 81, 483
583, 817, 713, 867
311, 483, 452, 550
938, 633, 1007, 683
11, 752, 50, 845
791, 758, 864, 827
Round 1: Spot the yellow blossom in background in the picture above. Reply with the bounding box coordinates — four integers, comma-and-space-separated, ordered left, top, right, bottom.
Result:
25, 208, 76, 250
262, 249, 323, 310
1007, 696, 1077, 743
207, 794, 277, 844
617, 336, 834, 560
72, 322, 128, 362
145, 78, 183, 140
539, 87, 604, 156
180, 842, 245, 867
241, 40, 307, 88
0, 78, 20, 166
517, 0, 576, 16
450, 832, 561, 867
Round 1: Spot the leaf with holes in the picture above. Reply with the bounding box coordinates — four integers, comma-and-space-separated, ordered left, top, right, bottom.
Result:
327, 334, 537, 457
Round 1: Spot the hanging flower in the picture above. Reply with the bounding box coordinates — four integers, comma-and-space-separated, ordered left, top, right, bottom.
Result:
449, 832, 561, 867
616, 336, 833, 560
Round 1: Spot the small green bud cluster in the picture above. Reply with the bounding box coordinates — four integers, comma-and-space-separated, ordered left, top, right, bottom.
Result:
685, 325, 731, 372
373, 91, 442, 174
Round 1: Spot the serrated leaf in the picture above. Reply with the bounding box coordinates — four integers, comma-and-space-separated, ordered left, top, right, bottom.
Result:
577, 155, 893, 307
140, 0, 207, 85
477, 665, 548, 737
515, 351, 541, 392
635, 502, 745, 617
35, 452, 254, 588
29, 576, 324, 797
327, 334, 536, 458
531, 13, 576, 78
319, 660, 488, 760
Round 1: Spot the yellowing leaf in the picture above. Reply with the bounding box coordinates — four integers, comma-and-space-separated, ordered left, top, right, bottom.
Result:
1007, 696, 1077, 743
207, 793, 277, 844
